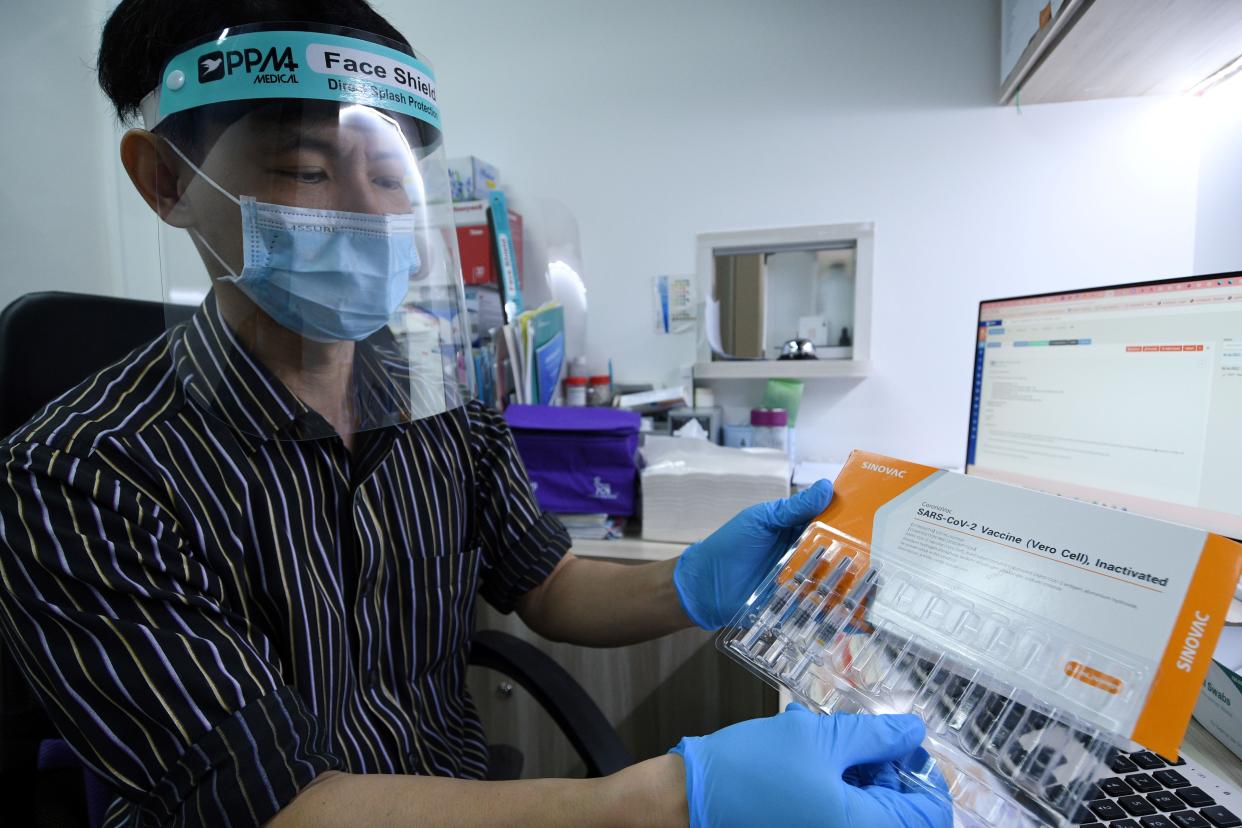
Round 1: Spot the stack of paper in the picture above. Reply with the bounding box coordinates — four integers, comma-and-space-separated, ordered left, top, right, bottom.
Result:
792, 461, 844, 490
640, 436, 790, 544
516, 303, 565, 406
483, 301, 565, 409
613, 386, 687, 414
555, 513, 622, 541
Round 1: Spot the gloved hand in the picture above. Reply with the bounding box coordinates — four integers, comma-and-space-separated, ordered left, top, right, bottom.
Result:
669, 703, 953, 828
673, 480, 833, 630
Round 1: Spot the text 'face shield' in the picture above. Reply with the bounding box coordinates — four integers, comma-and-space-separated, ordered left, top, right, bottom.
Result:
145, 24, 472, 440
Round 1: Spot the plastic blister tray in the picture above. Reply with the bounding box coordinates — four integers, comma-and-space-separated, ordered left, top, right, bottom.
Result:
719, 522, 1146, 827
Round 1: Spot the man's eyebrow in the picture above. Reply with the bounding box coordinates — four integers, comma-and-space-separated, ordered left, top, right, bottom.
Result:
367, 150, 411, 163
268, 130, 338, 155
260, 124, 340, 154
265, 131, 412, 164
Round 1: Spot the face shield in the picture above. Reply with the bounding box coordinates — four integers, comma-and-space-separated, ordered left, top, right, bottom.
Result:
141, 23, 472, 440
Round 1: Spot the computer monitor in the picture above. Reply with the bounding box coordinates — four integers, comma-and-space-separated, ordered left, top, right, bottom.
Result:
965, 272, 1242, 541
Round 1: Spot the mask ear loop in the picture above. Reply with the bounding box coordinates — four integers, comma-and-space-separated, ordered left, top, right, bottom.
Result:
193, 228, 243, 282
162, 138, 246, 282
163, 138, 241, 207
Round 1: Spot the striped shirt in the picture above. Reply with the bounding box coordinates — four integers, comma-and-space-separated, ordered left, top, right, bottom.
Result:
0, 294, 570, 826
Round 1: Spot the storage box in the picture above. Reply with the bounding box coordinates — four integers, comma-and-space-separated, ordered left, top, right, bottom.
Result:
453, 200, 523, 288
668, 406, 722, 444
1193, 626, 1242, 761
504, 405, 641, 516
448, 156, 500, 202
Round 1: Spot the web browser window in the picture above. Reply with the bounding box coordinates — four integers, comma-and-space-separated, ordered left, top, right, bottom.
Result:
966, 274, 1242, 539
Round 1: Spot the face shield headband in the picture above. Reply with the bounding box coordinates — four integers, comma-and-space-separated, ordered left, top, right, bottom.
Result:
138, 26, 442, 134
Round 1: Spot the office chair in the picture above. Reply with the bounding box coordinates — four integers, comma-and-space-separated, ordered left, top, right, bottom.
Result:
0, 291, 631, 826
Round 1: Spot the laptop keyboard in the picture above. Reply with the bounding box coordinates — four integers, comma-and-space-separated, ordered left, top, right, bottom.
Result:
1077, 749, 1241, 827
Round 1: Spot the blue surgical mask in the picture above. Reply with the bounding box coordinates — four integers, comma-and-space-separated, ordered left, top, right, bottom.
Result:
172, 144, 420, 342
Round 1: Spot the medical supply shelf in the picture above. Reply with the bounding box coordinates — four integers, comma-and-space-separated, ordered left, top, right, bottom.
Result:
692, 358, 870, 380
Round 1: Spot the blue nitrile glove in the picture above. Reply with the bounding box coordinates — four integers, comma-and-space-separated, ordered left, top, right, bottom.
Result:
673, 479, 834, 630
669, 703, 953, 828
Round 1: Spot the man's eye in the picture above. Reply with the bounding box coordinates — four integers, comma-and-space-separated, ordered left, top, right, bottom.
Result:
374, 177, 404, 191
284, 169, 327, 184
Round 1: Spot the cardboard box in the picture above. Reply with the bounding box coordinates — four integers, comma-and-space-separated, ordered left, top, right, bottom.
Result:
807, 450, 1242, 759
1193, 626, 1242, 761
453, 200, 523, 288
447, 156, 500, 202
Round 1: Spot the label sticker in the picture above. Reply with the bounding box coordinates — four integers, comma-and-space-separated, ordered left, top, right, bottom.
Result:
156, 30, 441, 130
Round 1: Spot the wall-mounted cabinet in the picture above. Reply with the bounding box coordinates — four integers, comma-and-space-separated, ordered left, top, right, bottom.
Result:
1001, 0, 1242, 105
694, 222, 874, 382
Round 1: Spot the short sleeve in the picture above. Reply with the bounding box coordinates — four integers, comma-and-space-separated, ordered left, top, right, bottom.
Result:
0, 441, 341, 826
465, 404, 571, 613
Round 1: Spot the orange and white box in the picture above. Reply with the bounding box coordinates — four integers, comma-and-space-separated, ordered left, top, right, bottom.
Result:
811, 450, 1242, 758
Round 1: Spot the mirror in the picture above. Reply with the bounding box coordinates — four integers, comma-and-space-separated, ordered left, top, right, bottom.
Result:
709, 242, 857, 361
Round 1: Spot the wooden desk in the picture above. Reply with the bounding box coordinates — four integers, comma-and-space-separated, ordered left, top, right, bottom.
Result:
1184, 719, 1242, 787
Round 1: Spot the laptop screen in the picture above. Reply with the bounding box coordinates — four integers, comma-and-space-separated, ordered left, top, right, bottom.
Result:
966, 273, 1242, 540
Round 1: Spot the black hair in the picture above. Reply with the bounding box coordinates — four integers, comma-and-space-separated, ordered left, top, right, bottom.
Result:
98, 0, 411, 124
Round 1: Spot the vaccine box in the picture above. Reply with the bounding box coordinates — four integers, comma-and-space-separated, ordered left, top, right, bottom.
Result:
447, 155, 500, 202
1193, 626, 1242, 762
720, 450, 1242, 826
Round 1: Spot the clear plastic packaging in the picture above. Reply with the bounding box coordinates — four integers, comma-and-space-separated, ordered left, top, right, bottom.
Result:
719, 522, 1140, 827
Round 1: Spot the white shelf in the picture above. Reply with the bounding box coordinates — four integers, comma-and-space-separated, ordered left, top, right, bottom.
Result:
1001, 0, 1242, 104
693, 359, 870, 380
571, 537, 684, 563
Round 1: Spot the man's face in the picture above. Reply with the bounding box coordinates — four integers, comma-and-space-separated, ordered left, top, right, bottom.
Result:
167, 102, 424, 278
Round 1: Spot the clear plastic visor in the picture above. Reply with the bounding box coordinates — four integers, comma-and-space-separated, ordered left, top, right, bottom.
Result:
153, 98, 471, 440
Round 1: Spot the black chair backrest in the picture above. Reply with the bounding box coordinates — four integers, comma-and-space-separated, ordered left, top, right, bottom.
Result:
0, 292, 196, 438
0, 292, 196, 788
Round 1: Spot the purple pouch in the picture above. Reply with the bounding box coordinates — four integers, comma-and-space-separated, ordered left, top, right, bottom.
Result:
503, 404, 641, 515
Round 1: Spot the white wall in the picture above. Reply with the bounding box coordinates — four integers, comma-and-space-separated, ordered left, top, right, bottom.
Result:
381, 0, 1202, 466
1194, 74, 1242, 276
0, 1, 124, 307
1, 0, 1215, 469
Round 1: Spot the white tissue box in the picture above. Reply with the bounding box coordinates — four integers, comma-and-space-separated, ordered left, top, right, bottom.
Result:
640, 436, 789, 544
1193, 626, 1242, 761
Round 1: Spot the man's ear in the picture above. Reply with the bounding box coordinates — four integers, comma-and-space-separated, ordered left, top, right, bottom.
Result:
119, 129, 196, 228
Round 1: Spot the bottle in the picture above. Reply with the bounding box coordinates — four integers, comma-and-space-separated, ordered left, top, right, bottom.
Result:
587, 375, 612, 407
565, 375, 588, 406
750, 408, 789, 452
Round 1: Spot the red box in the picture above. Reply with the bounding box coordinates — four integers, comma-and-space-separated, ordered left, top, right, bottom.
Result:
454, 200, 523, 287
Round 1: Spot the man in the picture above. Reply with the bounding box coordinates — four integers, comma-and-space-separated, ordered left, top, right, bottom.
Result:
0, 2, 951, 826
